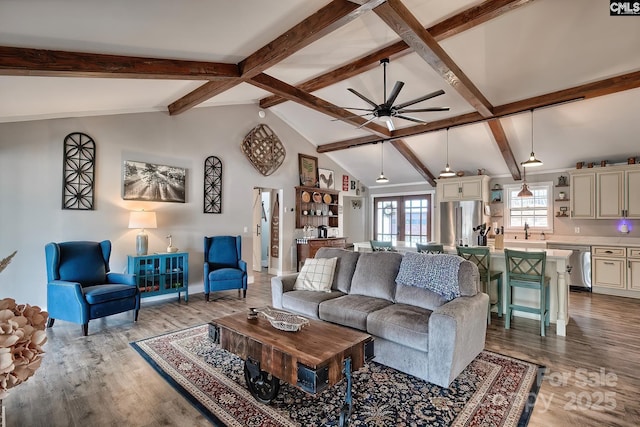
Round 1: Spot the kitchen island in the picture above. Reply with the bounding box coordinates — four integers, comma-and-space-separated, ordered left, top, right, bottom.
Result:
352, 241, 571, 336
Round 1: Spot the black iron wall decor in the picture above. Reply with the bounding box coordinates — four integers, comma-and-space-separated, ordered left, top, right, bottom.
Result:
62, 132, 96, 210
204, 156, 222, 213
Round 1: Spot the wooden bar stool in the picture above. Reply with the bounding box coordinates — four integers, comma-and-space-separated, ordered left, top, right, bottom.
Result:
416, 243, 444, 254
504, 249, 550, 336
456, 246, 502, 324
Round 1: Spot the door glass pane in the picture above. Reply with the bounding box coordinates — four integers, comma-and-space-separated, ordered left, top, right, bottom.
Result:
376, 200, 397, 242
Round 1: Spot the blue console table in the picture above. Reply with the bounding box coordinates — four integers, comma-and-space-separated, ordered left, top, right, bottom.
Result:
128, 252, 188, 302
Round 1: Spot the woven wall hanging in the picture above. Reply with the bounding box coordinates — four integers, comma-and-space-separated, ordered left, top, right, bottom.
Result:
204, 156, 222, 214
241, 124, 285, 176
62, 132, 96, 210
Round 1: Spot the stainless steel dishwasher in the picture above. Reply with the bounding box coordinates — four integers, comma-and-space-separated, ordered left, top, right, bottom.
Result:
547, 243, 592, 292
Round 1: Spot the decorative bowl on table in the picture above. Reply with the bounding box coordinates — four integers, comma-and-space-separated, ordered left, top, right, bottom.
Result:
257, 307, 310, 332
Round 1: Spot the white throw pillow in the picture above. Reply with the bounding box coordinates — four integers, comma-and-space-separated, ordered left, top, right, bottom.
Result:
294, 257, 338, 292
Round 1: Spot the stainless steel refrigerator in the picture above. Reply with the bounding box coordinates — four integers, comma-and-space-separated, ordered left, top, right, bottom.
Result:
439, 200, 484, 247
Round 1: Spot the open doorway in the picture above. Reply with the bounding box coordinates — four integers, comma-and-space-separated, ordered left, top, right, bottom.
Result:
252, 187, 282, 275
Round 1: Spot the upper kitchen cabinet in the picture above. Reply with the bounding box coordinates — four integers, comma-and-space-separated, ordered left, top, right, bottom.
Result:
570, 164, 640, 219
597, 170, 625, 219
596, 165, 640, 219
437, 175, 489, 202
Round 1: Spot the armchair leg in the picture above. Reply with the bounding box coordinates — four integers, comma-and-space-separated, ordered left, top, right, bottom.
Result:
82, 323, 88, 336
134, 309, 140, 322
47, 318, 55, 328
243, 289, 247, 298
205, 293, 210, 302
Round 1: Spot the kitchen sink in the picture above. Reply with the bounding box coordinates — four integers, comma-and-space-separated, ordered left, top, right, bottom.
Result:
502, 239, 548, 249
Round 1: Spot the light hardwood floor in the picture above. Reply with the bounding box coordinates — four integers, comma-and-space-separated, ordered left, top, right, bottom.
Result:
7, 274, 640, 426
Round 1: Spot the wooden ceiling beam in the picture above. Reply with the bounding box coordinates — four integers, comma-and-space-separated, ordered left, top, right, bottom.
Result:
168, 79, 242, 116
0, 46, 240, 79
248, 73, 391, 137
487, 119, 521, 180
374, 0, 494, 118
390, 139, 437, 186
169, 0, 385, 115
260, 0, 533, 108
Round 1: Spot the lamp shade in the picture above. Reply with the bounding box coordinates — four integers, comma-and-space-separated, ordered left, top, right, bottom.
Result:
128, 211, 157, 229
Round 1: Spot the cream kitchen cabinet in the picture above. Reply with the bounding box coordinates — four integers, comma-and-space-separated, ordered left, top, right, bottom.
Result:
592, 246, 640, 298
596, 168, 640, 219
625, 169, 640, 218
628, 249, 640, 291
596, 170, 624, 219
437, 175, 489, 202
569, 171, 595, 219
592, 246, 626, 290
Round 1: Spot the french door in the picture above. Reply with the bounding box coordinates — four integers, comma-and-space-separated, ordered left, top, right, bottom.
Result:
373, 195, 432, 244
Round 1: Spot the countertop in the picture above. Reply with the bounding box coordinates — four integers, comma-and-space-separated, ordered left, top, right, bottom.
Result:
492, 235, 640, 247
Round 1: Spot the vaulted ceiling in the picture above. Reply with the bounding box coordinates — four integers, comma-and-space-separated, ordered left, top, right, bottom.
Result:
2, 0, 639, 188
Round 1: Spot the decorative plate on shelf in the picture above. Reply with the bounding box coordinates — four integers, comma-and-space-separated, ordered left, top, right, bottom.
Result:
312, 192, 322, 203
323, 193, 332, 204
301, 191, 311, 203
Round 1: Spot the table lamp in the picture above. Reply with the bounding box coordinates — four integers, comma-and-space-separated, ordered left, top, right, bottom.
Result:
128, 210, 157, 255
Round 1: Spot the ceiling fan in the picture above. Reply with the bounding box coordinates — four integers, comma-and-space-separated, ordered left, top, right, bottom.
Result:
337, 58, 449, 131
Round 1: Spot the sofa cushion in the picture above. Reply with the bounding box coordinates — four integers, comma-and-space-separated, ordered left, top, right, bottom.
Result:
314, 248, 360, 293
457, 261, 480, 296
349, 252, 403, 302
282, 290, 345, 319
294, 257, 337, 292
394, 283, 447, 311
319, 294, 393, 331
366, 304, 432, 352
396, 253, 471, 301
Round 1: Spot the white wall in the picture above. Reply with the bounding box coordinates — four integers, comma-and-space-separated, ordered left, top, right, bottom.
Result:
0, 104, 352, 309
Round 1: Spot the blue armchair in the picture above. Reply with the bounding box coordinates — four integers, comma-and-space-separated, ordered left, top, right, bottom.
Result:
204, 235, 247, 301
45, 240, 140, 336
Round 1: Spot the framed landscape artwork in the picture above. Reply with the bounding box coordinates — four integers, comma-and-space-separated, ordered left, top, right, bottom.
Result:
123, 161, 186, 203
298, 154, 318, 187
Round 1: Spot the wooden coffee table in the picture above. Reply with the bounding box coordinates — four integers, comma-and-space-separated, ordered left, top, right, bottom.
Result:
209, 310, 373, 426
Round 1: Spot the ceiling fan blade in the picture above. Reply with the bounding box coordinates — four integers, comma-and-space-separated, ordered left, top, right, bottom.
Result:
330, 113, 373, 121
348, 88, 379, 109
326, 106, 374, 112
384, 81, 404, 107
395, 114, 429, 124
396, 107, 450, 113
394, 89, 445, 110
356, 116, 377, 129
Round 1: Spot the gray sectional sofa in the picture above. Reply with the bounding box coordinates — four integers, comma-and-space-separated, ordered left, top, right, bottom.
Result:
271, 247, 489, 388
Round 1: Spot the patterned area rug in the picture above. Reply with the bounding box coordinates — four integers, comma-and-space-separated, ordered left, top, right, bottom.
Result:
131, 325, 543, 427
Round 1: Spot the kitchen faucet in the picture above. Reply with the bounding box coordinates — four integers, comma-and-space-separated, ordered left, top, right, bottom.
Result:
524, 222, 529, 240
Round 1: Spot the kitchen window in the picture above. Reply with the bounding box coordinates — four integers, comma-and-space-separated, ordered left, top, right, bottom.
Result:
373, 195, 432, 244
503, 182, 553, 232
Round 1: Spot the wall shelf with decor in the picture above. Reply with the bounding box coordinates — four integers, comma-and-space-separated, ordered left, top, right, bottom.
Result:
127, 252, 188, 302
295, 186, 339, 229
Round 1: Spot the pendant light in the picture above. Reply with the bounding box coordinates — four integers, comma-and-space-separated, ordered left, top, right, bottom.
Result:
517, 166, 533, 197
439, 127, 456, 178
521, 109, 543, 168
375, 141, 389, 183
